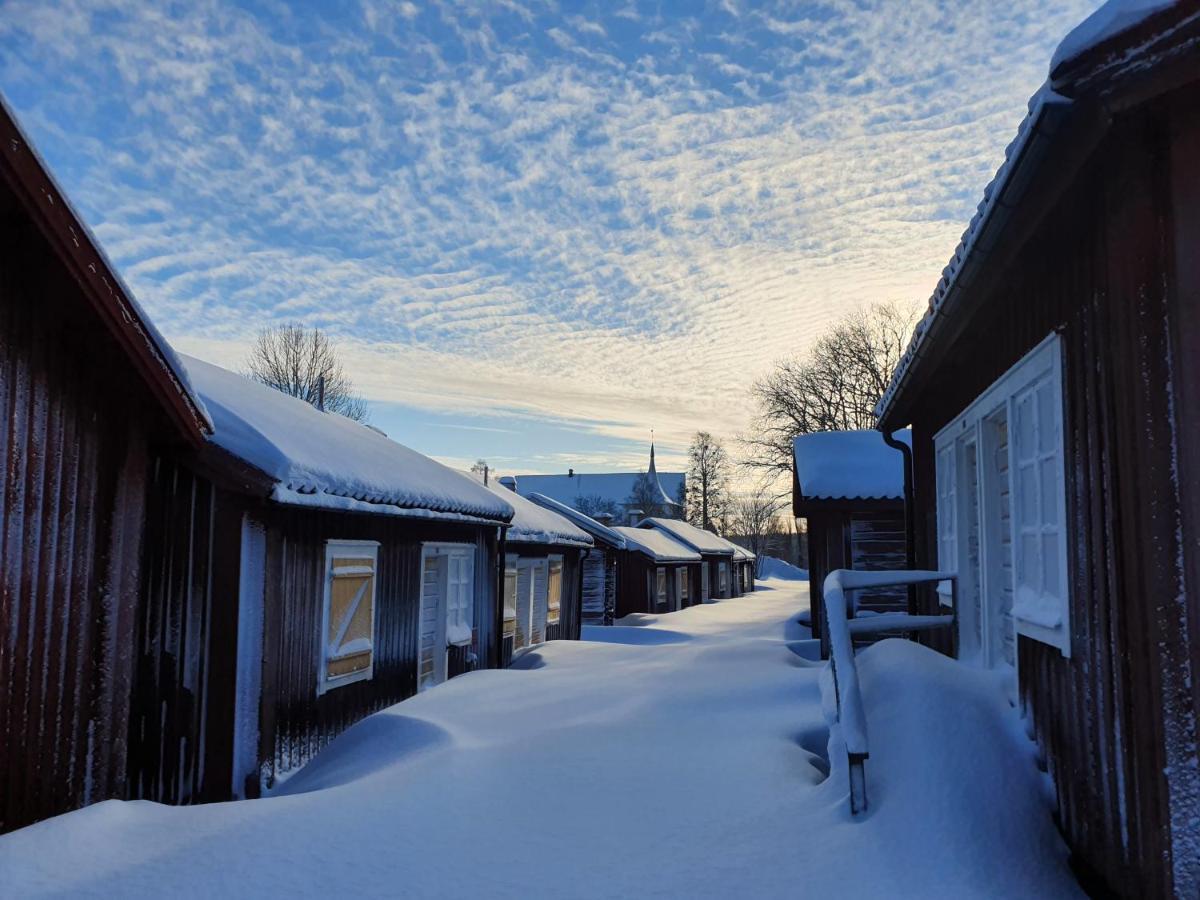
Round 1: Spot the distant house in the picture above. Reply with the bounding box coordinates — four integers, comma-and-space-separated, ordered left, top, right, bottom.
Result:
527, 492, 628, 626
637, 517, 739, 600
483, 482, 593, 665
611, 527, 702, 617
141, 357, 515, 798
731, 544, 757, 594
0, 98, 212, 834
791, 430, 908, 651
501, 443, 684, 522
875, 5, 1200, 894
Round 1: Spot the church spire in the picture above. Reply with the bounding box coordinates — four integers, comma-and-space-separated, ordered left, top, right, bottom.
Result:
648, 433, 657, 478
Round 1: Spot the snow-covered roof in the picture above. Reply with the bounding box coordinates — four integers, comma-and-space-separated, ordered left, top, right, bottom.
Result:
507, 471, 683, 510
793, 429, 909, 502
877, 1, 1196, 426
638, 518, 735, 557
612, 526, 701, 563
0, 95, 211, 441
527, 493, 627, 549
1050, 0, 1176, 73
182, 356, 513, 524
730, 543, 755, 561
481, 483, 592, 547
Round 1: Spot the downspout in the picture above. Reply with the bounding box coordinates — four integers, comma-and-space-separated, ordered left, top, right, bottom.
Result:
880, 428, 917, 615
578, 546, 591, 638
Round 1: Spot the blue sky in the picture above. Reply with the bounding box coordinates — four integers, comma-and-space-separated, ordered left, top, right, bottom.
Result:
0, 0, 1099, 478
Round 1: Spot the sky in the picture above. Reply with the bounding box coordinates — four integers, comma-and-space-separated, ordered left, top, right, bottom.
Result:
0, 0, 1100, 479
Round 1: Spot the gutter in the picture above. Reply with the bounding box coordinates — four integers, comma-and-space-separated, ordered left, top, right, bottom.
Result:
880, 427, 917, 614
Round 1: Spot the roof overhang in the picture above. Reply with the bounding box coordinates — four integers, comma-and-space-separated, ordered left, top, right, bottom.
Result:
0, 100, 210, 446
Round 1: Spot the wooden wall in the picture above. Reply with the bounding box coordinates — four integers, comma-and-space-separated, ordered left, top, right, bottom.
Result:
904, 91, 1200, 897
801, 506, 905, 648
0, 202, 165, 833
256, 508, 498, 790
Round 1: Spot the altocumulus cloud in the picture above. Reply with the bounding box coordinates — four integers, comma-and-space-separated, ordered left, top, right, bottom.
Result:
0, 0, 1099, 470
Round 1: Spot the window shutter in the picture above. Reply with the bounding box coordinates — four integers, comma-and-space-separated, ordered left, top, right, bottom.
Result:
935, 440, 957, 606
547, 556, 563, 625
532, 560, 548, 644
701, 564, 710, 601
503, 555, 518, 638
418, 554, 443, 691
515, 562, 533, 649
679, 568, 688, 605
445, 550, 474, 647
321, 541, 379, 694
656, 567, 667, 609
1010, 374, 1070, 654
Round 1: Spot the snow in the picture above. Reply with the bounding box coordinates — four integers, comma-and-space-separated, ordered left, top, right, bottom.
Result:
180, 356, 513, 524
1012, 586, 1064, 629
1050, 0, 1175, 73
506, 470, 683, 510
527, 493, 628, 549
793, 430, 909, 501
637, 517, 734, 556
0, 581, 1082, 898
611, 525, 701, 563
446, 623, 472, 646
757, 556, 808, 581
479, 482, 593, 548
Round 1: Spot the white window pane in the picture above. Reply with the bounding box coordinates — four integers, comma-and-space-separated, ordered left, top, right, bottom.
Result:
1042, 532, 1061, 598
1037, 383, 1056, 455
1017, 463, 1038, 523
1014, 393, 1035, 458
1019, 533, 1040, 587
1039, 457, 1058, 526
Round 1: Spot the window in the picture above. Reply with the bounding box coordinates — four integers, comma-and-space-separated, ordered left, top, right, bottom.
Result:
719, 562, 729, 595
418, 544, 476, 692
656, 567, 667, 608
934, 333, 1069, 661
547, 555, 564, 625
503, 555, 518, 638
679, 567, 689, 603
319, 540, 379, 695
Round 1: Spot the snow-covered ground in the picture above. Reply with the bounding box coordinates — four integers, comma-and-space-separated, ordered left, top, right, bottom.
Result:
1, 579, 1080, 898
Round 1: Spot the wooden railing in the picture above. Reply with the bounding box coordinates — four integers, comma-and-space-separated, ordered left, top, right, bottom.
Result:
822, 568, 957, 815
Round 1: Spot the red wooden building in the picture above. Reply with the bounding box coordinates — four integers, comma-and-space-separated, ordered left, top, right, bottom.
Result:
875, 4, 1200, 895
792, 429, 908, 651
0, 98, 211, 833
611, 526, 702, 618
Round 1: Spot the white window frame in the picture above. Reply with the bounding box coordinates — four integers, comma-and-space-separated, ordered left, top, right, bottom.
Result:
679, 567, 689, 605
318, 539, 380, 696
934, 333, 1070, 659
503, 554, 518, 638
656, 567, 667, 609
420, 542, 477, 649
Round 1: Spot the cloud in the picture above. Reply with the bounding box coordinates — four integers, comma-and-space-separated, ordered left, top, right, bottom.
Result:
0, 0, 1102, 472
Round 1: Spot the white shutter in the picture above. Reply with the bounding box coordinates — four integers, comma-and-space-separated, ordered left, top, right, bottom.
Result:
581, 552, 606, 624
532, 560, 548, 644
701, 563, 710, 602
935, 439, 957, 607
656, 567, 667, 610
547, 555, 564, 625
679, 567, 688, 607
418, 553, 445, 691
503, 555, 519, 637
1010, 372, 1070, 655
515, 561, 533, 649
444, 550, 474, 647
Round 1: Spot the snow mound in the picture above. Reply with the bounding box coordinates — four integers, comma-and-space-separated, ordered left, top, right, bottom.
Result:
757, 556, 808, 581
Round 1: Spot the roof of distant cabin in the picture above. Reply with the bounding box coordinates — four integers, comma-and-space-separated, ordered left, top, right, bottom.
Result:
730, 543, 755, 561
793, 429, 909, 502
527, 493, 627, 549
875, 0, 1199, 427
481, 483, 592, 547
0, 95, 211, 445
638, 518, 735, 556
508, 471, 683, 510
612, 526, 701, 563
182, 355, 513, 524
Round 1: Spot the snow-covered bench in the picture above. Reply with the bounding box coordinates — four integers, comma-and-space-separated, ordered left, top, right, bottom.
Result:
822, 569, 957, 815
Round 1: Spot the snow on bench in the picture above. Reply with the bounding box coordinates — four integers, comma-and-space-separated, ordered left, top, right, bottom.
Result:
822, 568, 957, 815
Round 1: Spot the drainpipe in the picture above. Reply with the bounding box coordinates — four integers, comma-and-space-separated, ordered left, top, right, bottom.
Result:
881, 428, 917, 615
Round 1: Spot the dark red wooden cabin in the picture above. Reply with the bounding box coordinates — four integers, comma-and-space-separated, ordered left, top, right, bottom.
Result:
0, 99, 210, 833
876, 6, 1200, 895
791, 430, 908, 651
611, 526, 701, 618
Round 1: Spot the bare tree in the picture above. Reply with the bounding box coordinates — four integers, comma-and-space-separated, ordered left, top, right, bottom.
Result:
246, 324, 370, 422
685, 432, 730, 531
729, 479, 788, 568
743, 301, 919, 474
576, 494, 623, 521
627, 472, 675, 521
470, 459, 490, 483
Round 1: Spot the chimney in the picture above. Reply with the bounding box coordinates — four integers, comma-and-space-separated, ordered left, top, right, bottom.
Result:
483, 464, 489, 486
627, 508, 644, 526
595, 512, 614, 526
316, 375, 326, 412
568, 467, 575, 478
